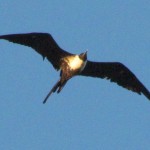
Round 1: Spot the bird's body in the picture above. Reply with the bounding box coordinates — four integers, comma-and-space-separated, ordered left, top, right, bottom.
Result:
60, 54, 87, 81
63, 55, 87, 71
0, 32, 150, 103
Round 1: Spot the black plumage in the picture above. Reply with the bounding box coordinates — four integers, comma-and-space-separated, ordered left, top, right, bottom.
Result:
0, 32, 150, 103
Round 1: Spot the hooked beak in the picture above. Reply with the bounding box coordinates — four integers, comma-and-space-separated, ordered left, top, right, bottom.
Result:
79, 51, 87, 61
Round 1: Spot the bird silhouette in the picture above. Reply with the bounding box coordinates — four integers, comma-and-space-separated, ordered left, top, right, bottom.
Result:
0, 32, 150, 103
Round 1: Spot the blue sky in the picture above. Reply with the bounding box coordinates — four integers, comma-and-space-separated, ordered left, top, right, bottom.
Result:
0, 0, 150, 150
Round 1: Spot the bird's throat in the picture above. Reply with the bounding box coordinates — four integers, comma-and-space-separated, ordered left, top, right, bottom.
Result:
66, 55, 87, 71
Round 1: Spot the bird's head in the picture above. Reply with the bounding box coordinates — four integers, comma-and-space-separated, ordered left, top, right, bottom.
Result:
79, 51, 87, 61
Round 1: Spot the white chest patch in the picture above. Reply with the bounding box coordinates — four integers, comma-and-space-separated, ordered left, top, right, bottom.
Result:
67, 55, 87, 71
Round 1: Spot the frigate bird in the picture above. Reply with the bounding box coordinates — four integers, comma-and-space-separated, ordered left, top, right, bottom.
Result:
0, 32, 150, 103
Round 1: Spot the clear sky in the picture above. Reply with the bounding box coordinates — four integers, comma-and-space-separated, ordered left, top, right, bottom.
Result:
0, 0, 150, 150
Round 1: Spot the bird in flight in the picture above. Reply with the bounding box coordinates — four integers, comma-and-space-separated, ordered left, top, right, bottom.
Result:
0, 32, 150, 103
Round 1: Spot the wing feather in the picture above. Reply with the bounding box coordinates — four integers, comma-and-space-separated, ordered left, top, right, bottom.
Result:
0, 33, 72, 69
80, 61, 150, 100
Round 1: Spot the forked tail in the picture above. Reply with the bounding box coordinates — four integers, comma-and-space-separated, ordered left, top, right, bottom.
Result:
43, 80, 67, 104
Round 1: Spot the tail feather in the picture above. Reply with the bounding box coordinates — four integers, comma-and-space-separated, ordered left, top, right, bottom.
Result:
43, 80, 60, 104
43, 80, 68, 104
57, 81, 67, 93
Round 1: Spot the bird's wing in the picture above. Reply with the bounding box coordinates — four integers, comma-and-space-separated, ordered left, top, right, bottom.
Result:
80, 61, 150, 100
0, 33, 72, 70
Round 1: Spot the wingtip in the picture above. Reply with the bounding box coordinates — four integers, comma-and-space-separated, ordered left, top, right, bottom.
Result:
142, 88, 150, 101
146, 93, 150, 101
